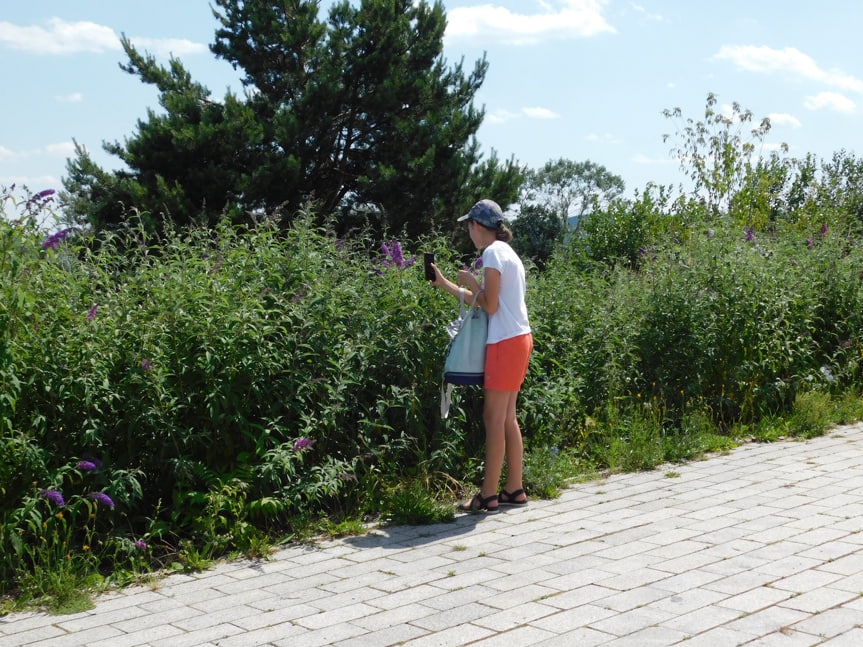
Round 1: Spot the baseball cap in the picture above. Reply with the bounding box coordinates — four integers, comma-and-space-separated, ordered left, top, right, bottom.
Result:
457, 199, 504, 228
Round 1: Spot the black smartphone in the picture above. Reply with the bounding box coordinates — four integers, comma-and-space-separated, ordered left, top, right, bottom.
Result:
424, 252, 435, 281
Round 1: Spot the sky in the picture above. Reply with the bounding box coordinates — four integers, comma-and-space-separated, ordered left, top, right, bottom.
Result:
3, 0, 863, 206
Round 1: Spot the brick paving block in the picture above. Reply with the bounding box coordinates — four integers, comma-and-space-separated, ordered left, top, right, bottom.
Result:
599, 567, 672, 591
472, 600, 558, 632
271, 622, 362, 647
213, 621, 307, 647
659, 603, 743, 635
110, 605, 204, 633
815, 626, 863, 646
586, 604, 676, 638
791, 606, 863, 640
666, 624, 756, 646
331, 622, 428, 647
149, 623, 243, 647
467, 625, 558, 646
350, 602, 436, 632
31, 623, 124, 647
724, 603, 810, 636
364, 583, 445, 608
416, 583, 500, 612
756, 554, 824, 579
529, 603, 615, 634
600, 624, 691, 646
0, 624, 67, 647
828, 572, 863, 594
539, 584, 618, 611
645, 587, 729, 615
703, 569, 777, 596
230, 603, 322, 631
531, 625, 613, 647
798, 540, 860, 563
651, 567, 726, 594
717, 584, 795, 612
771, 568, 844, 593
481, 583, 559, 611
171, 604, 260, 632
408, 601, 493, 632
398, 623, 494, 647
292, 601, 382, 631
779, 587, 861, 614
595, 584, 671, 614
56, 602, 150, 632
731, 627, 822, 646
87, 621, 186, 647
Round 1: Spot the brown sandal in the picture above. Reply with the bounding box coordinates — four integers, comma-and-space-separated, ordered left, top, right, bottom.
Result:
457, 493, 499, 514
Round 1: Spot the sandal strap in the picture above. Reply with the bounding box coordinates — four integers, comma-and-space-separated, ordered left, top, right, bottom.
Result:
501, 488, 526, 500
477, 493, 498, 509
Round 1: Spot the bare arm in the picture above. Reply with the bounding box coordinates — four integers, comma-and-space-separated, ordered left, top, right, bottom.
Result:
430, 263, 499, 314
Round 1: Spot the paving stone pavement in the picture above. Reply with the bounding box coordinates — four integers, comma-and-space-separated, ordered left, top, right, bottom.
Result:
5, 423, 863, 646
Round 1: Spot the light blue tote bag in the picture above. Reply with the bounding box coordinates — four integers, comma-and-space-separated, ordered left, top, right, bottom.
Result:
441, 289, 487, 417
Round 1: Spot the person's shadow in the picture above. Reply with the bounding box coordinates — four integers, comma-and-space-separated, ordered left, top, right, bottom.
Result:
343, 510, 499, 550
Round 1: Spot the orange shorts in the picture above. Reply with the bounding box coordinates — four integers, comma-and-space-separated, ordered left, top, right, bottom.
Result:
484, 333, 533, 392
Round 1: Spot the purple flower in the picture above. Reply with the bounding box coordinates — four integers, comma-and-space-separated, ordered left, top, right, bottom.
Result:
39, 489, 65, 506
141, 358, 153, 371
390, 242, 405, 267
135, 540, 148, 550
745, 228, 755, 242
33, 189, 56, 200
87, 305, 98, 321
294, 438, 314, 452
474, 257, 483, 270
87, 492, 115, 508
82, 454, 103, 468
379, 241, 415, 269
76, 460, 98, 472
821, 223, 828, 237
42, 228, 72, 251
791, 259, 798, 267
807, 237, 815, 248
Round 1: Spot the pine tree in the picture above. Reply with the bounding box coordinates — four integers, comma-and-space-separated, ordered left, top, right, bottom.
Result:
62, 0, 522, 238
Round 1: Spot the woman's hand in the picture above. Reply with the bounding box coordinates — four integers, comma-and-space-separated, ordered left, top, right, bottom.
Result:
429, 262, 445, 287
457, 269, 480, 293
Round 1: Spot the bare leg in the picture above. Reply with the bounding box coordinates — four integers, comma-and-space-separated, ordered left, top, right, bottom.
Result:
501, 391, 525, 497
481, 389, 522, 499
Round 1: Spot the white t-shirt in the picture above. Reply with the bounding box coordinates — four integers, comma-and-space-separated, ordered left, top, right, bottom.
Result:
481, 240, 531, 344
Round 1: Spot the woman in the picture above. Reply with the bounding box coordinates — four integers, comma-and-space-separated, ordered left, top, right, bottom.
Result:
430, 199, 533, 513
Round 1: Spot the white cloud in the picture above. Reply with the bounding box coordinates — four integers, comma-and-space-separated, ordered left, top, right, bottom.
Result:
0, 146, 17, 163
446, 0, 615, 45
0, 18, 120, 54
804, 91, 856, 113
586, 132, 623, 145
56, 92, 84, 103
46, 142, 77, 157
523, 106, 559, 119
0, 143, 76, 163
630, 2, 665, 22
128, 37, 208, 58
767, 112, 801, 128
0, 18, 207, 58
632, 153, 670, 165
486, 108, 521, 124
713, 45, 863, 93
0, 174, 60, 190
487, 106, 560, 123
